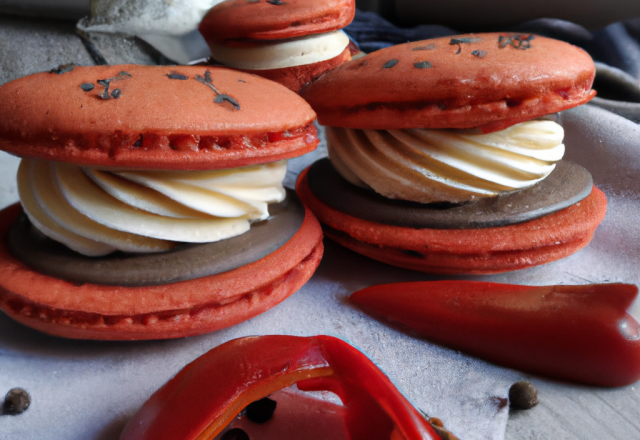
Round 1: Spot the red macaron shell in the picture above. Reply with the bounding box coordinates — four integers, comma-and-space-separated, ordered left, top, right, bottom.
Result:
0, 203, 323, 340
199, 0, 355, 42
297, 168, 607, 275
0, 65, 318, 170
300, 33, 596, 130
238, 46, 352, 92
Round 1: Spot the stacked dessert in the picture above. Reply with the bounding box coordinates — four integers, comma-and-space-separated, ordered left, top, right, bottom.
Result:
298, 33, 607, 274
199, 0, 356, 92
0, 64, 323, 340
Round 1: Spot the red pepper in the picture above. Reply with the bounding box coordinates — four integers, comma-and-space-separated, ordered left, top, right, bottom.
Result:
351, 282, 640, 387
120, 335, 442, 440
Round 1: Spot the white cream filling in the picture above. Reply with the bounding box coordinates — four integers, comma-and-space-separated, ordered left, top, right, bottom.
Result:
327, 120, 565, 203
18, 158, 287, 256
208, 30, 349, 70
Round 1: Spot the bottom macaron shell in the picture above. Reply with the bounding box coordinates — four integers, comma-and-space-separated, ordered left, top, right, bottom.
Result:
297, 167, 606, 275
0, 203, 323, 340
240, 46, 352, 93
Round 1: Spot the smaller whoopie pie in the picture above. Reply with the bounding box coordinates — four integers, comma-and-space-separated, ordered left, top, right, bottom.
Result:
0, 64, 322, 340
199, 0, 356, 92
298, 33, 606, 274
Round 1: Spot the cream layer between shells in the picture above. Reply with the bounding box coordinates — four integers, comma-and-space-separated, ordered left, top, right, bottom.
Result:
208, 30, 350, 70
327, 120, 565, 204
17, 158, 287, 257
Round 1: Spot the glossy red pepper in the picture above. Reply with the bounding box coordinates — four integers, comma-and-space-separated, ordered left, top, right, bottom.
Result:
351, 282, 640, 387
120, 335, 442, 440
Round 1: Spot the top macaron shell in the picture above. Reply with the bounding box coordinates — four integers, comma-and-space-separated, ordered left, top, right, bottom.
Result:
199, 0, 355, 41
300, 33, 596, 130
0, 65, 318, 170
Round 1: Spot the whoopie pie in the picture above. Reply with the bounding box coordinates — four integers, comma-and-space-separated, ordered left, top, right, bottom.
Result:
297, 33, 606, 274
199, 0, 356, 92
0, 64, 323, 340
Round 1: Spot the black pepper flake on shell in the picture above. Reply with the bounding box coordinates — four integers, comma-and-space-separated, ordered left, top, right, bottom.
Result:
238, 79, 247, 83
97, 78, 112, 100
412, 43, 437, 51
472, 50, 488, 58
246, 397, 277, 423
195, 70, 241, 111
414, 61, 433, 69
2, 388, 31, 415
167, 71, 188, 80
116, 71, 132, 80
133, 134, 143, 148
499, 34, 535, 50
450, 37, 482, 54
214, 94, 240, 110
80, 83, 94, 92
96, 71, 132, 100
50, 64, 75, 75
382, 59, 399, 69
266, 0, 286, 4
221, 428, 251, 440
246, 0, 260, 2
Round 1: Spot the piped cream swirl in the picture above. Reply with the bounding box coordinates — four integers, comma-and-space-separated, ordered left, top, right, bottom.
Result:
209, 30, 350, 70
17, 158, 287, 256
327, 120, 565, 203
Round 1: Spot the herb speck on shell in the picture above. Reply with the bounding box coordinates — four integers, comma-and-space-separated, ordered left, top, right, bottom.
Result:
414, 61, 432, 69
450, 37, 482, 54
50, 64, 75, 75
167, 72, 188, 80
472, 50, 488, 58
382, 59, 398, 69
93, 71, 130, 100
450, 37, 482, 45
80, 83, 94, 92
116, 71, 133, 80
97, 78, 112, 99
214, 94, 240, 110
266, 0, 286, 4
196, 71, 241, 111
412, 44, 437, 51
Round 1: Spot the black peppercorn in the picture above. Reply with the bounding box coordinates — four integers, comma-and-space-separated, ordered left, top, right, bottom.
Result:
509, 380, 538, 410
3, 388, 31, 415
220, 428, 250, 440
245, 397, 277, 423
